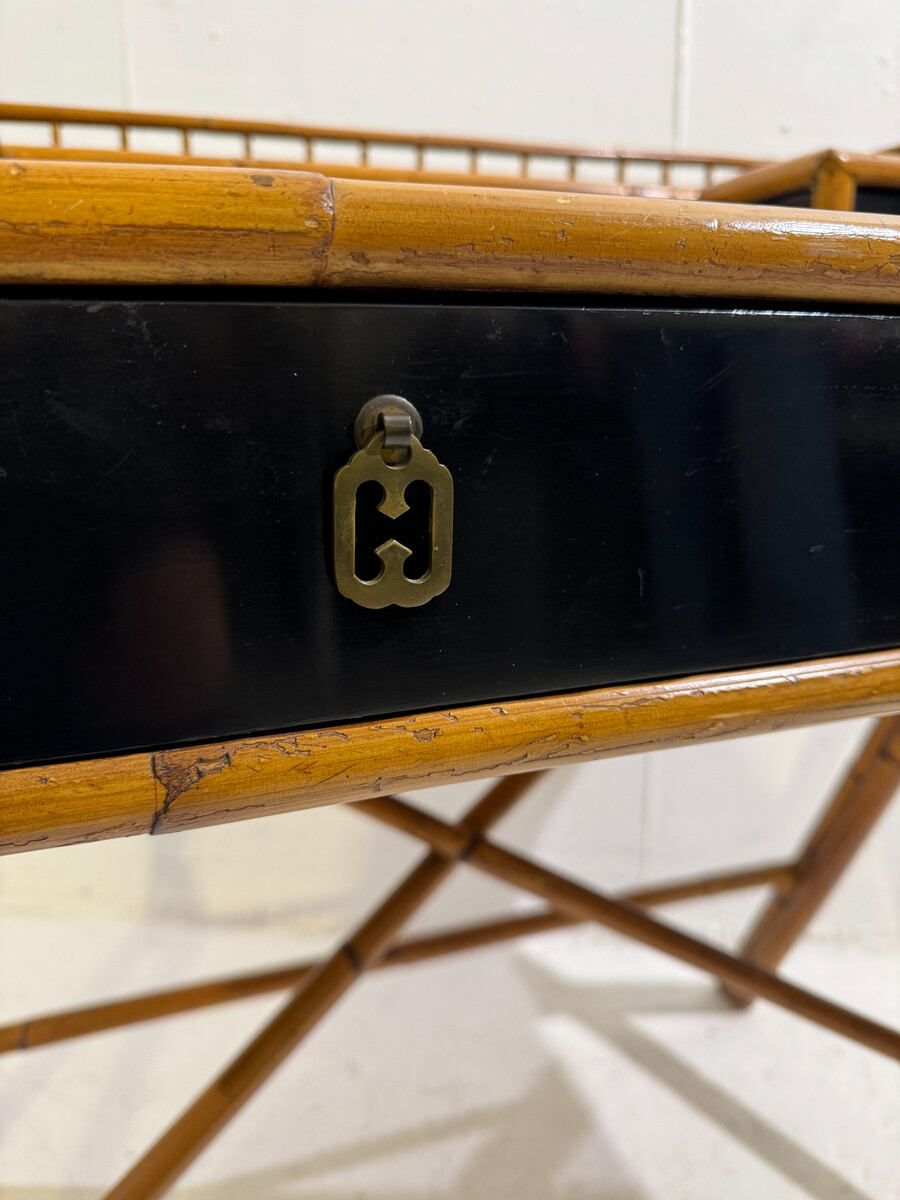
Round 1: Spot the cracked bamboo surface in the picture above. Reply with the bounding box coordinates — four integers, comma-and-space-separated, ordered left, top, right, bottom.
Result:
4, 158, 900, 300
3, 648, 900, 856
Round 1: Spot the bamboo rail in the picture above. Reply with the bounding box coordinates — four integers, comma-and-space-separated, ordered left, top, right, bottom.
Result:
0, 861, 794, 1054
0, 102, 762, 197
5, 649, 900, 857
4, 158, 900, 301
701, 148, 900, 209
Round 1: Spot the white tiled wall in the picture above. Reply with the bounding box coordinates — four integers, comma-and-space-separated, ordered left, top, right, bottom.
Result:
1, 0, 899, 948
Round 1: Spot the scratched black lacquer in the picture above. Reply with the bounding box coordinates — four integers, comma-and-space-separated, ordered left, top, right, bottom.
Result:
0, 296, 899, 767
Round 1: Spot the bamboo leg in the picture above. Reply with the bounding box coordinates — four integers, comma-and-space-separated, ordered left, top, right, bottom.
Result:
102, 772, 542, 1200
725, 714, 900, 1006
811, 160, 857, 210
357, 796, 900, 1060
1, 861, 793, 1054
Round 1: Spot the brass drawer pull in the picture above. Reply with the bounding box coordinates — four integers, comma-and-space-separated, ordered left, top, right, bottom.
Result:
333, 396, 453, 609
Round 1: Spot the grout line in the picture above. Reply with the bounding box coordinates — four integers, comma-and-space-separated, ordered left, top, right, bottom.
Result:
117, 0, 138, 108
672, 0, 693, 151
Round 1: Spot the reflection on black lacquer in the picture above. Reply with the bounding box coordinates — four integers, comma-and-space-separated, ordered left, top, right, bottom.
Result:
1, 296, 899, 766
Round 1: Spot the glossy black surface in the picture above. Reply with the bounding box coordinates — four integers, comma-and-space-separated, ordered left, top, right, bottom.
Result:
764, 186, 900, 214
2, 296, 900, 767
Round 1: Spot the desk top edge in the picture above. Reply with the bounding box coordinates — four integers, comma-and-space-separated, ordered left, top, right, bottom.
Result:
3, 160, 900, 303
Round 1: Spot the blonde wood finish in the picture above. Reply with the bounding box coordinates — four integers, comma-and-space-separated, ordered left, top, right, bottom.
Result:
4, 649, 900, 857
5, 160, 900, 301
0, 861, 794, 1053
103, 773, 540, 1200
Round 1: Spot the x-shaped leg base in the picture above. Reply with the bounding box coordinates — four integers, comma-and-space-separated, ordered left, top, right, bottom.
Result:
4, 718, 899, 1197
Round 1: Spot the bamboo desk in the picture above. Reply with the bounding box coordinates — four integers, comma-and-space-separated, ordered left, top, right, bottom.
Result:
0, 107, 899, 1198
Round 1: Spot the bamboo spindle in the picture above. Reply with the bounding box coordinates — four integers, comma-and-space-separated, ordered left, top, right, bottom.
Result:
357, 796, 900, 1061
811, 160, 857, 210
0, 861, 793, 1054
103, 773, 543, 1200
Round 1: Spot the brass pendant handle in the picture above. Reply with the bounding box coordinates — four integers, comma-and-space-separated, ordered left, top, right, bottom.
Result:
353, 394, 423, 450
333, 399, 453, 609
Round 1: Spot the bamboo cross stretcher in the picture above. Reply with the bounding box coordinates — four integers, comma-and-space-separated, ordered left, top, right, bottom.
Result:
3, 714, 898, 1197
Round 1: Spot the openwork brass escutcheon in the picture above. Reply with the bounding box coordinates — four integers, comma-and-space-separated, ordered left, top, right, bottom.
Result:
333, 403, 453, 609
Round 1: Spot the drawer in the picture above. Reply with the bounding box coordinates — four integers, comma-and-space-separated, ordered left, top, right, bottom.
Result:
1, 295, 900, 767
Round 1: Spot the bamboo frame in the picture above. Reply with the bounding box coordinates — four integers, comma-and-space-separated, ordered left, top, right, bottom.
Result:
3, 692, 896, 1196
701, 148, 900, 210
726, 714, 900, 1005
3, 110, 900, 1192
92, 761, 899, 1197
0, 861, 794, 1054
0, 102, 761, 198
678, 102, 900, 999
103, 772, 543, 1199
4, 159, 900, 301
356, 796, 900, 1059
2, 720, 894, 1195
5, 648, 900, 857
0, 143, 705, 200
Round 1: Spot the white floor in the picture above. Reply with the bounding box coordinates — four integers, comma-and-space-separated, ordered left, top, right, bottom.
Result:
1, 870, 898, 1197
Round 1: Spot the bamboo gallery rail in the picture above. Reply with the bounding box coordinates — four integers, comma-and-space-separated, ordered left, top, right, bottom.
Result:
0, 101, 762, 197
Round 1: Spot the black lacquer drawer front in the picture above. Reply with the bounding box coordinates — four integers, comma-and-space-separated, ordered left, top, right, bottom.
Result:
2, 296, 900, 767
